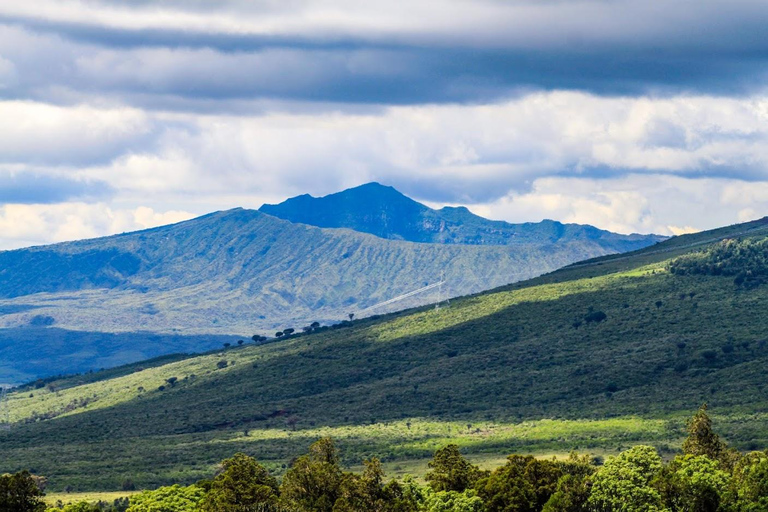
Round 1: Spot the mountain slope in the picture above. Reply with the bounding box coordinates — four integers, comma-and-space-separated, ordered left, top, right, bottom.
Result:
260, 182, 665, 249
0, 189, 662, 382
2, 216, 767, 490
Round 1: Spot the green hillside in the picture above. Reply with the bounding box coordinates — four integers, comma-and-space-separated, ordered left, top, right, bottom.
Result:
1, 217, 767, 491
0, 206, 660, 383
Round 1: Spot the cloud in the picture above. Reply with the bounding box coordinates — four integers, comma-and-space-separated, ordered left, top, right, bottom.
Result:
0, 203, 194, 250
0, 170, 112, 204
0, 100, 156, 166
472, 175, 768, 236
3, 1, 768, 107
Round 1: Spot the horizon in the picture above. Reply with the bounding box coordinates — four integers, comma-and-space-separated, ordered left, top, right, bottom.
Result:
1, 181, 681, 251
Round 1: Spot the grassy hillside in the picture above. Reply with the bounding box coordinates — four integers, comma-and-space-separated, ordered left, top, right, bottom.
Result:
1, 217, 767, 491
261, 182, 664, 248
0, 208, 660, 382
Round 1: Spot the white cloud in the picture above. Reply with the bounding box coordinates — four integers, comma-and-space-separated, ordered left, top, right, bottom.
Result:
0, 101, 152, 165
475, 174, 768, 236
3, 91, 768, 248
0, 203, 194, 250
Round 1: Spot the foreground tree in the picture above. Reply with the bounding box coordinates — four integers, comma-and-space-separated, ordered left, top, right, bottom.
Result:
126, 485, 205, 512
333, 458, 419, 512
280, 438, 344, 512
587, 445, 666, 512
425, 445, 485, 493
199, 453, 279, 512
660, 455, 729, 512
476, 455, 562, 512
729, 451, 768, 511
683, 404, 740, 470
0, 470, 46, 512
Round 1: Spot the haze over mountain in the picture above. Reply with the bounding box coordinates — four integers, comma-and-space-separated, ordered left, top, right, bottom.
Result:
260, 182, 662, 249
0, 184, 663, 382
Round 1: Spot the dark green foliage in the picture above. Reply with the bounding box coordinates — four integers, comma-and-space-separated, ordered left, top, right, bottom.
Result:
200, 453, 279, 512
0, 471, 46, 512
584, 311, 607, 323
669, 238, 768, 288
425, 445, 485, 493
476, 455, 563, 512
333, 458, 418, 512
682, 404, 739, 470
280, 438, 344, 512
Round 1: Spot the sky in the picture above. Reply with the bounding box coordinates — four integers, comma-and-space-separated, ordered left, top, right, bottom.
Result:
2, 0, 768, 249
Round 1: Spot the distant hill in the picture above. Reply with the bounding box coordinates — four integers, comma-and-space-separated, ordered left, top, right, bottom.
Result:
260, 182, 664, 249
0, 185, 663, 382
2, 216, 767, 491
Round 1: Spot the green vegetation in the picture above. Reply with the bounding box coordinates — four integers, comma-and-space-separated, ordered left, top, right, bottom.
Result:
669, 238, 768, 288
1, 219, 768, 492
16, 409, 768, 511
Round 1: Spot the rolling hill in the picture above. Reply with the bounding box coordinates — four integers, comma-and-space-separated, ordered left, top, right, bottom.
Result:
0, 186, 662, 383
2, 216, 767, 491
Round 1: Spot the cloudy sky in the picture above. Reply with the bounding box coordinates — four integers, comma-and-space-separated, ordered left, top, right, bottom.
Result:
2, 0, 768, 249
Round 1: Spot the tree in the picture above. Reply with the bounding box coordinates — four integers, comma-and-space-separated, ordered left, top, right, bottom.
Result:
127, 484, 205, 512
476, 455, 562, 512
661, 455, 729, 512
333, 458, 417, 512
275, 332, 284, 338
728, 451, 768, 511
165, 377, 178, 387
425, 445, 484, 493
682, 404, 738, 469
422, 489, 484, 512
542, 453, 595, 512
283, 328, 295, 336
0, 470, 46, 512
281, 438, 344, 512
200, 453, 280, 512
587, 445, 666, 512
311, 322, 321, 328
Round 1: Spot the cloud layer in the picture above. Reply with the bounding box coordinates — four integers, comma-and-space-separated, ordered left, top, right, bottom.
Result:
1, 1, 768, 249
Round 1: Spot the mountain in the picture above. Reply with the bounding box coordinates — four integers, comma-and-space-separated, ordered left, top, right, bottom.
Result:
260, 182, 663, 249
0, 186, 663, 383
2, 216, 767, 490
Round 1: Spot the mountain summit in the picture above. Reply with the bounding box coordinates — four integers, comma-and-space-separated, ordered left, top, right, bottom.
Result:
260, 182, 665, 249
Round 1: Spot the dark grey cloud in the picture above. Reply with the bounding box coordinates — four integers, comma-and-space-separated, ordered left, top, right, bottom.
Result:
0, 172, 113, 204
3, 1, 768, 109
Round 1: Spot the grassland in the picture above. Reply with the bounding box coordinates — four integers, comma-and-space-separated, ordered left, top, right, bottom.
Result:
1, 217, 767, 491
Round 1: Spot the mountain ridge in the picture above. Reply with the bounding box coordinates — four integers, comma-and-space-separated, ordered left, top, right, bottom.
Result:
260, 182, 665, 247
0, 185, 664, 382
